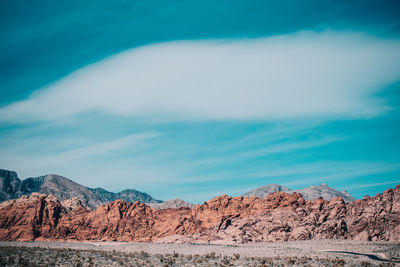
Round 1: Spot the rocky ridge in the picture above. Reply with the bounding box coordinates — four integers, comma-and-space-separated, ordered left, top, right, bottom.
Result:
0, 185, 398, 243
0, 169, 161, 209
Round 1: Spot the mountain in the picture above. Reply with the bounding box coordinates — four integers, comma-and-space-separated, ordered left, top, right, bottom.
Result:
294, 183, 355, 202
88, 188, 161, 206
0, 185, 398, 243
21, 174, 106, 208
0, 169, 161, 209
243, 183, 355, 202
243, 184, 290, 198
0, 169, 21, 201
149, 198, 196, 209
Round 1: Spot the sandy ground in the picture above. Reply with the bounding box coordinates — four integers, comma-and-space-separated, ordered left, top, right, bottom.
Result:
0, 240, 399, 266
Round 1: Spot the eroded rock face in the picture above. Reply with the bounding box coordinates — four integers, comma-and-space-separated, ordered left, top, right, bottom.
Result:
0, 185, 398, 243
61, 197, 91, 213
345, 187, 400, 241
0, 193, 66, 241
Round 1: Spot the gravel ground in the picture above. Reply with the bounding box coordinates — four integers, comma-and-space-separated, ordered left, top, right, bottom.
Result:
0, 240, 399, 266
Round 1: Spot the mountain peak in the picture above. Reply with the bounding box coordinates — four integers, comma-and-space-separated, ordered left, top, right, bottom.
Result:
243, 184, 290, 198
243, 183, 355, 202
149, 198, 195, 209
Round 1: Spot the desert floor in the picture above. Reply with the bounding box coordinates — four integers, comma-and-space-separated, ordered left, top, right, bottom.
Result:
0, 240, 399, 266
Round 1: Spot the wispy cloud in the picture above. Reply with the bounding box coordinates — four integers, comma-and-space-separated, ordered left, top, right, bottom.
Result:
239, 136, 342, 158
0, 132, 160, 180
176, 160, 400, 185
1, 31, 400, 122
346, 180, 400, 189
282, 162, 400, 187
177, 135, 342, 171
55, 132, 159, 160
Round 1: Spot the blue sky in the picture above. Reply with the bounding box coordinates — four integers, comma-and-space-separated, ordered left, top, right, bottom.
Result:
1, 0, 400, 203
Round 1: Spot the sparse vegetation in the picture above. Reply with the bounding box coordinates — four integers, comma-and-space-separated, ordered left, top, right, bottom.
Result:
0, 246, 396, 267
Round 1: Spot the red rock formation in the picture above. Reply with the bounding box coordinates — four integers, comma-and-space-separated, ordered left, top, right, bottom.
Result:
0, 185, 399, 243
0, 193, 67, 241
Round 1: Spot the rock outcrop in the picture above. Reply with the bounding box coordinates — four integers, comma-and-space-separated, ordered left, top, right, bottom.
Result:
0, 193, 68, 241
244, 183, 355, 202
0, 185, 398, 243
0, 169, 161, 209
61, 197, 91, 212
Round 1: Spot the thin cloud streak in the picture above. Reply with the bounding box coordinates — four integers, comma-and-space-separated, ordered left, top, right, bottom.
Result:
346, 180, 400, 189
57, 132, 159, 160
181, 136, 342, 169
239, 136, 342, 158
171, 161, 400, 185
0, 132, 160, 179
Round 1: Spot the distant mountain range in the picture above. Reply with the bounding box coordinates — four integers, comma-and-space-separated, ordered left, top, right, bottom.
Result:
1, 169, 355, 210
0, 169, 161, 209
243, 183, 355, 202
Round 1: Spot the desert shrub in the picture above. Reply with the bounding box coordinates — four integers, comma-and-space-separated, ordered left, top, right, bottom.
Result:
232, 253, 240, 260
205, 252, 217, 259
222, 256, 230, 265
286, 257, 296, 265
160, 255, 175, 266
140, 250, 149, 258
361, 261, 372, 267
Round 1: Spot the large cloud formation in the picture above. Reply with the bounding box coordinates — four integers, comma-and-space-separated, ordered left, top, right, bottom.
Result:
2, 31, 400, 122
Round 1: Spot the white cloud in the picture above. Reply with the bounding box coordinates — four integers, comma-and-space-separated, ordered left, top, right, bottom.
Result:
1, 30, 400, 122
